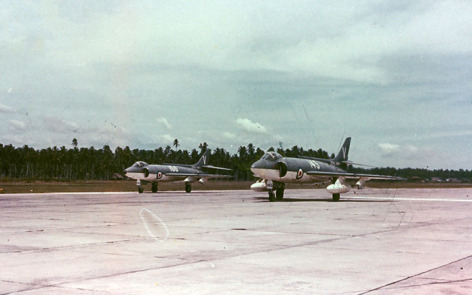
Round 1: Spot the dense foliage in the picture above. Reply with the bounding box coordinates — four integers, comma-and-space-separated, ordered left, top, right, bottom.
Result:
0, 141, 470, 182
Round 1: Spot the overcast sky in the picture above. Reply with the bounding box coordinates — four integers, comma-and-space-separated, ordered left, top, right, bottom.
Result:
1, 1, 471, 169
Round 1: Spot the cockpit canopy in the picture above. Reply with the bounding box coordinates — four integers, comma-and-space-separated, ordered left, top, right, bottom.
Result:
260, 152, 282, 161
132, 161, 148, 168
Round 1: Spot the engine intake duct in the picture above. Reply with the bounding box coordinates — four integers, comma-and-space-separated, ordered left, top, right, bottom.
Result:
276, 161, 287, 178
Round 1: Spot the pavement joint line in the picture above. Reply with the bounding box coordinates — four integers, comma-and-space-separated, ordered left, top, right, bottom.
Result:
3, 189, 472, 293
1, 238, 147, 255
388, 277, 472, 290
357, 254, 472, 294
24, 222, 440, 291
3, 212, 460, 255
1, 234, 373, 292
348, 195, 472, 202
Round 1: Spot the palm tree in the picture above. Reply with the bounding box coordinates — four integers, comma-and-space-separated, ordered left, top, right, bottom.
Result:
71, 138, 78, 149
173, 139, 180, 150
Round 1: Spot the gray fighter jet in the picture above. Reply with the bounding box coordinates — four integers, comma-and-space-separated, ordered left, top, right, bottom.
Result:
125, 150, 232, 193
250, 137, 399, 201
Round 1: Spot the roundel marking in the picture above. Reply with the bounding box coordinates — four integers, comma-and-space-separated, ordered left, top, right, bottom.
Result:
157, 172, 163, 179
296, 168, 304, 180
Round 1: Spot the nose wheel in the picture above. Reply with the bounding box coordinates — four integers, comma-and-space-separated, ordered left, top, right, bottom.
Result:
137, 180, 143, 193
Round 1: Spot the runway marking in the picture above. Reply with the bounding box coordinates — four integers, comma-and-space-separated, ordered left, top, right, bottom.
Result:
347, 195, 472, 203
139, 208, 169, 241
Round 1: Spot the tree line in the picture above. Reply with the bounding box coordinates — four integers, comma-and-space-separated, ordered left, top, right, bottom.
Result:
0, 140, 471, 182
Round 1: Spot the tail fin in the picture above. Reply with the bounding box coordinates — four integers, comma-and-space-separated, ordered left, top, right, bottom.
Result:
334, 137, 351, 163
193, 149, 211, 168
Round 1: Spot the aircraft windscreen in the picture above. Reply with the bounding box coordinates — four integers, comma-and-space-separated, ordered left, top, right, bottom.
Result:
261, 152, 282, 161
134, 161, 148, 167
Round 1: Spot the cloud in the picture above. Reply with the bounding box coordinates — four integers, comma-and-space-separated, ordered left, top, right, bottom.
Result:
236, 118, 267, 134
1, 2, 471, 169
42, 116, 79, 133
378, 143, 400, 154
223, 132, 236, 139
8, 119, 27, 131
0, 104, 15, 113
379, 142, 420, 158
156, 117, 172, 129
161, 134, 174, 144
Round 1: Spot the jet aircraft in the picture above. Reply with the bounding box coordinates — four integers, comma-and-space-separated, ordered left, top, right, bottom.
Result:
250, 137, 399, 201
125, 150, 232, 193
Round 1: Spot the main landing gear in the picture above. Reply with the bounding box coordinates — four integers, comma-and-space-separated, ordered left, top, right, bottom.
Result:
136, 181, 193, 194
185, 183, 192, 193
136, 180, 159, 193
152, 182, 158, 193
268, 182, 285, 202
332, 193, 340, 202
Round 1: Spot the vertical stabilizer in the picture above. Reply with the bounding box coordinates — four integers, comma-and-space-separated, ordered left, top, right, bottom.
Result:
334, 137, 351, 163
193, 149, 211, 168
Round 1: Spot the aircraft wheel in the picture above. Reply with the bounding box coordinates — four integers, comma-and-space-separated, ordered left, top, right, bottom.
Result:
332, 193, 340, 202
185, 183, 192, 193
276, 188, 284, 200
138, 187, 144, 194
268, 191, 275, 202
151, 182, 158, 193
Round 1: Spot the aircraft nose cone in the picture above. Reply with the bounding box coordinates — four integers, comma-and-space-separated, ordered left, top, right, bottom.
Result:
250, 160, 262, 174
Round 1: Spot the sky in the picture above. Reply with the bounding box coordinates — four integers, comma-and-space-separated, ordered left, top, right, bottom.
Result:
1, 1, 471, 170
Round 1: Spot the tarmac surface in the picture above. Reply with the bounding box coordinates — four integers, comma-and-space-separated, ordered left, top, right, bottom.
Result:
1, 188, 472, 294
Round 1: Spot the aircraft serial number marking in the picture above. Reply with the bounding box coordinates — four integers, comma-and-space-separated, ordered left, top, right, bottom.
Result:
168, 166, 179, 172
308, 160, 320, 169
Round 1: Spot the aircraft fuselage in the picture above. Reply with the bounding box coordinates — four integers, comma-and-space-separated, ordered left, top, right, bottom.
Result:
251, 156, 345, 183
124, 150, 232, 193
125, 162, 200, 182
250, 138, 399, 202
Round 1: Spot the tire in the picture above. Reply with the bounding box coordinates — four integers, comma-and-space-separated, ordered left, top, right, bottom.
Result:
151, 182, 158, 193
185, 183, 192, 193
332, 193, 340, 202
276, 188, 284, 200
268, 191, 275, 202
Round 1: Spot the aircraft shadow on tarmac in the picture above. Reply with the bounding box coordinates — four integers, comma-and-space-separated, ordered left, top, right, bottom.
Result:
253, 197, 395, 203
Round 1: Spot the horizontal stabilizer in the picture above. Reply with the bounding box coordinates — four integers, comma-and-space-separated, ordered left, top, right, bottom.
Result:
341, 160, 376, 168
202, 165, 232, 171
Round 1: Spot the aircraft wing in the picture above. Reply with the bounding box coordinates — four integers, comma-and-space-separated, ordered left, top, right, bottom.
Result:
165, 172, 232, 179
306, 170, 400, 180
165, 172, 199, 177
